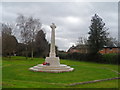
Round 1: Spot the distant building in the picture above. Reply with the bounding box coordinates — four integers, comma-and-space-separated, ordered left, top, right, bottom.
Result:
68, 45, 120, 54
67, 45, 89, 54
99, 47, 120, 54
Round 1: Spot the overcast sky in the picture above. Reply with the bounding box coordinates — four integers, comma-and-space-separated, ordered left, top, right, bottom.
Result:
1, 2, 118, 51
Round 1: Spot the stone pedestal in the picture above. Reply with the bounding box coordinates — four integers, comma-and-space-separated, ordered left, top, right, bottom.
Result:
29, 64, 74, 73
45, 57, 60, 66
29, 23, 74, 73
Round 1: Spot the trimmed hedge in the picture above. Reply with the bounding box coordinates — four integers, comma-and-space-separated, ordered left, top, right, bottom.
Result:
102, 53, 119, 64
58, 52, 119, 64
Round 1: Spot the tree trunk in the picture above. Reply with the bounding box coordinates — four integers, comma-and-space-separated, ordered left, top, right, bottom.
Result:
31, 48, 33, 60
25, 47, 28, 59
31, 39, 34, 60
9, 52, 11, 60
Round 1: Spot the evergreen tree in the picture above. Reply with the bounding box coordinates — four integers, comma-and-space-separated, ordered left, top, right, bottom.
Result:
88, 14, 109, 54
35, 30, 49, 57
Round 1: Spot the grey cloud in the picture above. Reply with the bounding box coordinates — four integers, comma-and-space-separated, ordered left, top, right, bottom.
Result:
1, 2, 118, 51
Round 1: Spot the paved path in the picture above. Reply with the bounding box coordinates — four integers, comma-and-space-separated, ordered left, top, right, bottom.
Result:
68, 77, 120, 86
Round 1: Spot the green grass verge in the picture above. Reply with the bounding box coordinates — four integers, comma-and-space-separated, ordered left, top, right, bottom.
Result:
2, 56, 119, 88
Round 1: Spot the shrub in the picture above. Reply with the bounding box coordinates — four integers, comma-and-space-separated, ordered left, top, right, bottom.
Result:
58, 52, 68, 59
102, 53, 119, 64
58, 52, 119, 65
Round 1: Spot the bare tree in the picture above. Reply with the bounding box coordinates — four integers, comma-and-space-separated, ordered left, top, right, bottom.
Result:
76, 36, 89, 53
16, 14, 41, 59
2, 23, 12, 35
27, 17, 41, 59
77, 36, 88, 45
16, 15, 31, 59
2, 23, 18, 58
106, 37, 120, 47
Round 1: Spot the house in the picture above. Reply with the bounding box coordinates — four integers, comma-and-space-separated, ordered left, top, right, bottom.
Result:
68, 45, 120, 54
99, 47, 120, 54
67, 45, 89, 54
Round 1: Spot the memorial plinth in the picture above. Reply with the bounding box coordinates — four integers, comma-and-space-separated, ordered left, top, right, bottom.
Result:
29, 23, 74, 73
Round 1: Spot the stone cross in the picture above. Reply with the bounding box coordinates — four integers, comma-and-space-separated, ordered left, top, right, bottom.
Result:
49, 23, 56, 57
29, 23, 74, 72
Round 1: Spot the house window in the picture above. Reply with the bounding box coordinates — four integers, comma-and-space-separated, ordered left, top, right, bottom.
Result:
109, 48, 112, 50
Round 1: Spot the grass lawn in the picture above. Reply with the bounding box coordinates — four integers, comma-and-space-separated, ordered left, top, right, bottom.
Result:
2, 56, 119, 88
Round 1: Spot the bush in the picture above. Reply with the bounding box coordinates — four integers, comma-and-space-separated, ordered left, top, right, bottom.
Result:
58, 52, 119, 65
66, 52, 89, 61
58, 52, 68, 59
102, 53, 119, 64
